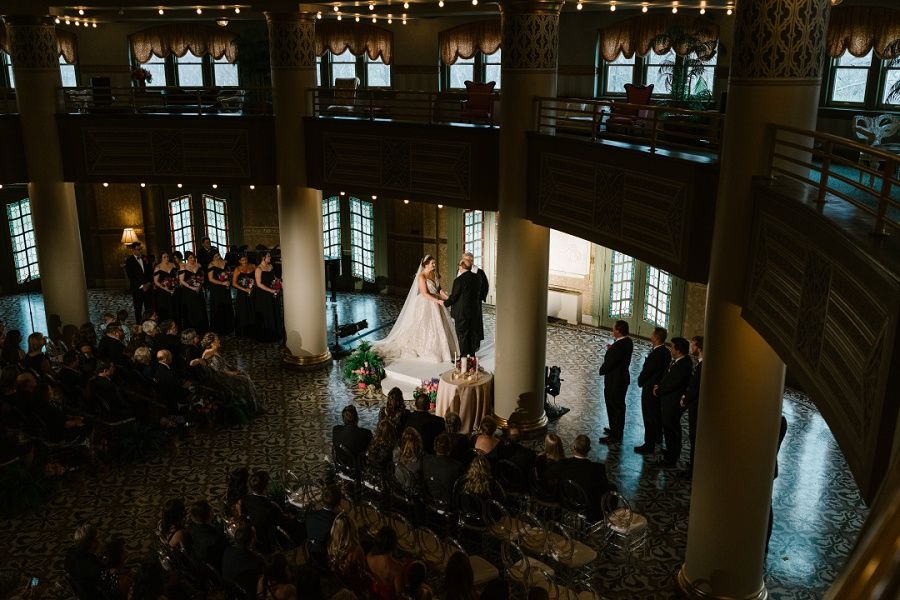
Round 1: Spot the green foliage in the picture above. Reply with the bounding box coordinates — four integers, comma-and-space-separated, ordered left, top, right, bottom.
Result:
651, 25, 716, 109
342, 342, 386, 386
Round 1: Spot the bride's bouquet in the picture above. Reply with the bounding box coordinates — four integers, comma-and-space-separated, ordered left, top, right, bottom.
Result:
342, 342, 386, 389
414, 378, 440, 411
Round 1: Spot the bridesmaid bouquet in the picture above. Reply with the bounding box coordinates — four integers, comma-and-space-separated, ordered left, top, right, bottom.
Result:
162, 278, 175, 291
272, 278, 283, 291
414, 378, 440, 411
217, 271, 230, 283
191, 273, 204, 288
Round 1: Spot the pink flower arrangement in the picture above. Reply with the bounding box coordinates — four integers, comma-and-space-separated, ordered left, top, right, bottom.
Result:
351, 361, 382, 386
218, 271, 230, 282
414, 377, 440, 411
272, 278, 283, 291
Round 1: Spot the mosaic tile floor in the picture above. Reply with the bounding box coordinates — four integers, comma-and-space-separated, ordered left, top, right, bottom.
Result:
0, 290, 868, 599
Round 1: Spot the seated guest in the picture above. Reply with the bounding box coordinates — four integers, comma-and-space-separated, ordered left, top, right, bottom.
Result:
367, 418, 398, 472
305, 484, 343, 565
328, 513, 367, 595
423, 433, 464, 501
100, 536, 134, 599
132, 347, 155, 381
57, 350, 84, 392
242, 469, 301, 553
543, 434, 616, 522
225, 467, 249, 519
260, 554, 297, 600
159, 498, 190, 550
222, 523, 264, 591
155, 320, 181, 356
180, 329, 202, 369
64, 523, 105, 597
495, 425, 536, 490
460, 455, 502, 501
444, 411, 473, 466
201, 333, 263, 414
405, 561, 434, 600
332, 404, 373, 459
366, 527, 406, 600
405, 393, 446, 455
97, 324, 127, 367
443, 551, 477, 600
533, 433, 565, 498
186, 500, 227, 569
24, 332, 53, 380
1, 330, 25, 367
154, 350, 183, 413
393, 426, 424, 492
474, 416, 500, 456
89, 361, 130, 419
380, 387, 409, 437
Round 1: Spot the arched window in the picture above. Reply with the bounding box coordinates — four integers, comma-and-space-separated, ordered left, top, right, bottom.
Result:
7, 197, 39, 283
349, 196, 375, 282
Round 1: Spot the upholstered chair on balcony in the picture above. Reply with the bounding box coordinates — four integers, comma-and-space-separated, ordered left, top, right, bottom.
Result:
605, 83, 654, 136
460, 80, 496, 124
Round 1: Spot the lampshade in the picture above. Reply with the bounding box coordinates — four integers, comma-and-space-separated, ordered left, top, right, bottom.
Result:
121, 228, 139, 245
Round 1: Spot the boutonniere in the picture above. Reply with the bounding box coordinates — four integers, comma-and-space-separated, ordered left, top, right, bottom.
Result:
606, 343, 612, 350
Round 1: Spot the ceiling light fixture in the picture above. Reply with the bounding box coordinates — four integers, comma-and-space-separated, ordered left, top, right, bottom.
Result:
641, 2, 648, 12
388, 14, 393, 23
576, 1, 583, 10
317, 11, 323, 18
403, 199, 410, 204
726, 5, 733, 14
216, 17, 229, 26
158, 8, 164, 15
54, 17, 60, 23
372, 15, 376, 22
177, 183, 183, 188
355, 14, 360, 21
610, 1, 616, 11
65, 18, 70, 24
334, 4, 340, 11
340, 191, 345, 195
403, 1, 409, 8
212, 184, 218, 189
438, 0, 444, 7
672, 2, 678, 13
699, 7, 705, 13
369, 3, 375, 9
472, 0, 478, 5
78, 8, 85, 15
234, 6, 241, 13
402, 16, 407, 24
249, 185, 256, 190
140, 183, 146, 187
337, 14, 342, 20
102, 182, 109, 187
92, 21, 97, 27
371, 195, 377, 200
196, 7, 203, 15
75, 20, 81, 26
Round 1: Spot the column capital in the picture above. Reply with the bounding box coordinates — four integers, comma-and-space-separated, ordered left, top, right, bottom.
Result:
264, 10, 317, 69
731, 0, 831, 81
499, 0, 563, 72
498, 0, 565, 15
5, 16, 58, 70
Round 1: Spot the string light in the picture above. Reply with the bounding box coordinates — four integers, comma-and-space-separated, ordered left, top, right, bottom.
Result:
672, 2, 678, 13
388, 14, 393, 23
92, 22, 97, 28
78, 8, 85, 15
337, 14, 342, 20
75, 20, 80, 26
403, 1, 409, 8
402, 14, 407, 24
371, 195, 377, 200
177, 183, 183, 188
334, 4, 340, 11
158, 8, 164, 15
699, 7, 705, 13
576, 1, 582, 9
403, 199, 410, 204
212, 184, 218, 189
102, 182, 109, 187
472, 0, 478, 4
250, 185, 256, 190
317, 11, 322, 18
610, 1, 616, 11
641, 3, 648, 12
54, 17, 60, 23
140, 183, 146, 188
372, 15, 377, 22
339, 191, 345, 195
369, 3, 375, 9
65, 18, 70, 24
438, 0, 444, 7
196, 7, 203, 14
234, 6, 241, 13
355, 14, 360, 21
726, 5, 733, 14
437, 204, 443, 208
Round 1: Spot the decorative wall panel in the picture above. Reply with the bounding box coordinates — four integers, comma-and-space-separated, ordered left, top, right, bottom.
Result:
527, 133, 717, 283
743, 181, 899, 503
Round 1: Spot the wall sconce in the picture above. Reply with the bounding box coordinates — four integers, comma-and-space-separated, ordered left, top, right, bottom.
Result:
121, 228, 139, 246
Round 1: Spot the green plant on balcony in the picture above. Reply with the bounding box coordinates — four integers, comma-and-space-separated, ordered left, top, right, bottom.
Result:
649, 25, 717, 113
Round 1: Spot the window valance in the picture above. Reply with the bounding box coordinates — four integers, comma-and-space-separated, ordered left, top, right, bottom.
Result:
129, 24, 238, 64
0, 25, 79, 64
826, 6, 900, 59
598, 14, 719, 62
439, 20, 501, 65
315, 21, 393, 65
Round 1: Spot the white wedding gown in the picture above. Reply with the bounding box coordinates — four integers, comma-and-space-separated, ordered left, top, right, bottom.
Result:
373, 275, 460, 364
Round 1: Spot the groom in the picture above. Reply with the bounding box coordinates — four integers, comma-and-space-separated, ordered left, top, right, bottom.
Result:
462, 252, 488, 351
444, 259, 482, 357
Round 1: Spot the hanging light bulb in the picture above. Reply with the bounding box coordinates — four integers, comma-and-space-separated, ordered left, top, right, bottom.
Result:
177, 183, 183, 188
369, 3, 375, 9
102, 182, 109, 187
337, 13, 342, 20
317, 11, 322, 18
576, 1, 583, 9
196, 7, 203, 15
372, 15, 376, 22
402, 16, 407, 24
54, 17, 61, 24
234, 6, 241, 13
65, 18, 71, 24
699, 7, 705, 14
371, 195, 377, 200
78, 8, 85, 15
75, 20, 80, 26
249, 185, 256, 190
672, 2, 678, 13
726, 5, 733, 14
403, 199, 410, 204
388, 13, 393, 23
641, 2, 648, 12
140, 183, 146, 188
610, 1, 616, 10
158, 8, 165, 15
92, 21, 97, 28
334, 4, 340, 11
472, 0, 478, 4
403, 1, 409, 8
355, 14, 360, 21
438, 0, 444, 7
438, 204, 443, 208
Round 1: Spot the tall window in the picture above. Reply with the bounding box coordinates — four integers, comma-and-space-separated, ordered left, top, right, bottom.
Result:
212, 56, 239, 87
175, 51, 204, 86
829, 49, 873, 104
169, 196, 194, 256
463, 210, 484, 266
1, 52, 15, 88
59, 56, 78, 87
602, 53, 635, 95
349, 197, 375, 282
644, 49, 676, 96
7, 198, 39, 283
883, 60, 900, 106
329, 49, 358, 85
598, 47, 717, 101
322, 196, 342, 260
319, 50, 391, 88
202, 195, 229, 249
366, 56, 391, 88
608, 251, 634, 318
443, 50, 501, 90
143, 54, 168, 87
644, 266, 673, 328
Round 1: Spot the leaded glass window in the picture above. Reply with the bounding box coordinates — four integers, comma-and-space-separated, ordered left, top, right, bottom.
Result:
608, 251, 634, 318
644, 265, 672, 328
202, 195, 229, 250
7, 198, 39, 283
350, 197, 375, 282
169, 196, 194, 256
323, 195, 341, 260
464, 210, 483, 266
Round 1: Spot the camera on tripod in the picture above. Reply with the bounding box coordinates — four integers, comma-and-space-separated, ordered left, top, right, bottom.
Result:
544, 366, 569, 421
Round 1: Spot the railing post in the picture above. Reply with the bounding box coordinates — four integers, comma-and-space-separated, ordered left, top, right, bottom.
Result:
130, 86, 136, 113
765, 124, 777, 180
816, 140, 833, 209
873, 161, 892, 235
591, 102, 598, 142
369, 91, 374, 121
650, 107, 659, 153
429, 91, 434, 125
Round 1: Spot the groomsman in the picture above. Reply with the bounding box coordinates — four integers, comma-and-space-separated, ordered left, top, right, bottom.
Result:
654, 337, 693, 467
124, 242, 152, 322
462, 252, 489, 351
598, 320, 633, 445
635, 326, 670, 455
679, 335, 703, 477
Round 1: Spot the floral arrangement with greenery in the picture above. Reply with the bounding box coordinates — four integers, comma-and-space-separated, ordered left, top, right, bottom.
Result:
414, 377, 440, 411
342, 341, 386, 389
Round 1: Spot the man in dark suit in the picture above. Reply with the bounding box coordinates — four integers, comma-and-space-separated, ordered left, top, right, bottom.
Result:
635, 326, 670, 455
242, 470, 302, 553
423, 433, 464, 501
154, 350, 184, 413
332, 404, 373, 459
495, 425, 536, 489
305, 484, 342, 566
544, 435, 616, 522
598, 320, 633, 445
124, 241, 152, 322
97, 324, 127, 367
89, 361, 131, 418
405, 393, 446, 455
655, 337, 693, 467
187, 500, 227, 569
222, 523, 264, 590
462, 252, 489, 351
679, 335, 703, 477
443, 260, 482, 357
155, 320, 181, 356
196, 237, 219, 271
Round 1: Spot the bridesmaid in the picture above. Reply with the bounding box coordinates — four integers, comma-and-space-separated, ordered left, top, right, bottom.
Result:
172, 250, 185, 329
207, 253, 234, 335
153, 252, 178, 322
178, 252, 208, 334
253, 251, 280, 343
231, 254, 256, 338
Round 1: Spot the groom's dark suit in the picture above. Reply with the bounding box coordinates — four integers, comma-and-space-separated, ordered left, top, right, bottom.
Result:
444, 270, 481, 356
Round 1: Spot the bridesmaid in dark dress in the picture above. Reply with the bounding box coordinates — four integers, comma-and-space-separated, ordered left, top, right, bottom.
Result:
153, 252, 178, 322
253, 251, 281, 342
206, 253, 234, 335
178, 251, 208, 334
231, 254, 256, 338
172, 251, 185, 329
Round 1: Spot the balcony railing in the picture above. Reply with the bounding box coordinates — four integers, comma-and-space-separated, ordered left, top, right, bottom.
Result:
0, 90, 16, 114
767, 123, 900, 235
59, 86, 272, 115
310, 88, 499, 127
535, 97, 725, 159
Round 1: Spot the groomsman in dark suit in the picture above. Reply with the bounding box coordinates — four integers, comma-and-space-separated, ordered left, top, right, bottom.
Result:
654, 337, 693, 467
124, 242, 152, 322
635, 326, 670, 455
597, 320, 633, 445
679, 336, 703, 477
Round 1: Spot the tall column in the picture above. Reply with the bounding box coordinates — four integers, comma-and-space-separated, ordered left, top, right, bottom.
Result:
265, 12, 330, 368
7, 16, 89, 329
679, 1, 831, 598
492, 0, 563, 432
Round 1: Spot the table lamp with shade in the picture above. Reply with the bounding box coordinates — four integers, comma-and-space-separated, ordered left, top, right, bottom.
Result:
121, 228, 139, 246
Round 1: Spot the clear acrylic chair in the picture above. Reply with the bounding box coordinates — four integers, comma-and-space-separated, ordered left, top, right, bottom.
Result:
600, 491, 647, 559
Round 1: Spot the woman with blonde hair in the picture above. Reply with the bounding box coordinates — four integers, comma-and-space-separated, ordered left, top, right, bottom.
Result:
534, 433, 565, 499
393, 426, 424, 491
461, 455, 495, 498
328, 513, 367, 593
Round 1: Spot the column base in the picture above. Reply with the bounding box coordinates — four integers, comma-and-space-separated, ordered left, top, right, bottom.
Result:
676, 566, 768, 600
281, 348, 332, 370
492, 411, 548, 437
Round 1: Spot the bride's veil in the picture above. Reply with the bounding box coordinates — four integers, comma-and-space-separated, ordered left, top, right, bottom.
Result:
372, 259, 425, 354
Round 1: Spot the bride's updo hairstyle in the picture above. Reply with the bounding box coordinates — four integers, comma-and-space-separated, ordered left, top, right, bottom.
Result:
420, 255, 440, 280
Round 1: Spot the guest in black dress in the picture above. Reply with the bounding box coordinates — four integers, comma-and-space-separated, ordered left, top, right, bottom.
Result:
153, 252, 178, 322
206, 253, 234, 335
178, 252, 208, 334
253, 252, 281, 343
231, 254, 256, 338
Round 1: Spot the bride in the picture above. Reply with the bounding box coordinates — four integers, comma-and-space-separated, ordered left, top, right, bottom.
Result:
373, 255, 460, 363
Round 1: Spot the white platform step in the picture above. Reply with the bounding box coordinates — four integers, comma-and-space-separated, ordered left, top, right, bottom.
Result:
379, 341, 496, 399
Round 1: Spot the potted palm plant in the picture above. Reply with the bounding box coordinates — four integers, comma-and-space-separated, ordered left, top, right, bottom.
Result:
650, 24, 717, 110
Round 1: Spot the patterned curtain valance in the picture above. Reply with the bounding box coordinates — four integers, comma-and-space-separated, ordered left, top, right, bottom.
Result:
315, 21, 393, 65
826, 6, 900, 59
439, 20, 501, 65
129, 24, 238, 63
0, 24, 79, 64
598, 14, 719, 62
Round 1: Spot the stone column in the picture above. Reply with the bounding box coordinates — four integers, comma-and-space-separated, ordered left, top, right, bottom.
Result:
6, 16, 89, 329
679, 1, 831, 598
265, 12, 330, 367
492, 0, 563, 433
